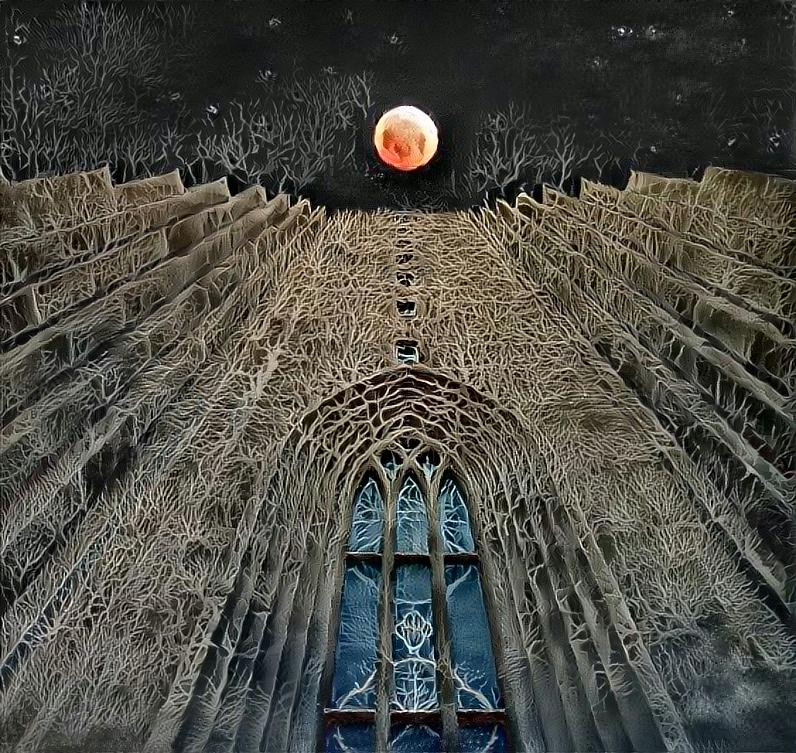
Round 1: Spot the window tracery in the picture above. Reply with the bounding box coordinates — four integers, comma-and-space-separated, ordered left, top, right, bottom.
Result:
323, 444, 508, 752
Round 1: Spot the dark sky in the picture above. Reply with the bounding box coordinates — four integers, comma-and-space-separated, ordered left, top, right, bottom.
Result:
3, 0, 795, 209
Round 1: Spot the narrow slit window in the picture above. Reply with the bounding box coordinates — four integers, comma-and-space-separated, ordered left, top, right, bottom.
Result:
324, 453, 508, 751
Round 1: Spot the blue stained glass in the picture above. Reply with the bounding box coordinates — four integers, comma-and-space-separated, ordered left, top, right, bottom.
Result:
438, 476, 474, 553
331, 562, 381, 709
381, 450, 401, 480
392, 564, 437, 710
326, 723, 376, 753
390, 724, 442, 753
417, 450, 440, 480
444, 564, 502, 710
348, 475, 383, 552
395, 476, 428, 553
459, 724, 508, 753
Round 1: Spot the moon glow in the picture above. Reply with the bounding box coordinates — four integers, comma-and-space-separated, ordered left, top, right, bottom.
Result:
374, 105, 439, 171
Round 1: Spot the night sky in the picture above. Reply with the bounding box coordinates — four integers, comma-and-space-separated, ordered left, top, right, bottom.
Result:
3, 0, 795, 209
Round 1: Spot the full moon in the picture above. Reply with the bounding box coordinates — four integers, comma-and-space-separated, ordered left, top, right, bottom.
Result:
373, 105, 439, 171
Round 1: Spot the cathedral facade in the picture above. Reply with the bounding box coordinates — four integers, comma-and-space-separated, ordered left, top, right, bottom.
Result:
0, 165, 794, 752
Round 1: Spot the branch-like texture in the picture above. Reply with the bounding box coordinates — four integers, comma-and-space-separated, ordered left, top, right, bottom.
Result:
0, 165, 794, 753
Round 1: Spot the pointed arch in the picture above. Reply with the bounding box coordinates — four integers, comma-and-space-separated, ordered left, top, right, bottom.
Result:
348, 471, 385, 553
173, 366, 682, 753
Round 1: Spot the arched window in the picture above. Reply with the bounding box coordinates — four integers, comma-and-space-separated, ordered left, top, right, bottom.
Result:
323, 446, 508, 752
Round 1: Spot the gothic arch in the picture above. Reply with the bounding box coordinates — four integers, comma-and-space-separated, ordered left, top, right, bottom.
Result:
174, 366, 684, 753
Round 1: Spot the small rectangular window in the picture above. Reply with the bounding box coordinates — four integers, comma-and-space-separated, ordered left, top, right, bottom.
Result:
396, 341, 419, 365
397, 252, 414, 265
397, 300, 417, 318
397, 272, 414, 287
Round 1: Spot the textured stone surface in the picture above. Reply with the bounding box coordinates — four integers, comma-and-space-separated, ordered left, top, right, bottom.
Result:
0, 167, 794, 752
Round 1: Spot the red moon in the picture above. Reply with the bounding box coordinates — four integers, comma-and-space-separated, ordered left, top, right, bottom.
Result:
374, 106, 439, 171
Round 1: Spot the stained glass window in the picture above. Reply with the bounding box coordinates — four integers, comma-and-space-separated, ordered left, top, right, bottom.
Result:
331, 562, 382, 710
444, 564, 502, 710
392, 564, 437, 710
380, 450, 401, 480
349, 474, 384, 553
417, 449, 440, 481
438, 475, 475, 553
459, 725, 508, 753
324, 447, 508, 752
391, 724, 442, 752
395, 475, 428, 554
325, 723, 377, 753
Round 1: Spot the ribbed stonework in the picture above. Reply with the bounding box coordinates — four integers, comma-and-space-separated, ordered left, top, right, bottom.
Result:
0, 165, 794, 753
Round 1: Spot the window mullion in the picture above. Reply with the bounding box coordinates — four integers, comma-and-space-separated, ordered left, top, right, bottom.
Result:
425, 471, 459, 751
375, 471, 397, 753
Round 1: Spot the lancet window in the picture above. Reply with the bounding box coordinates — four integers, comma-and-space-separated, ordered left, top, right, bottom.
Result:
323, 442, 508, 752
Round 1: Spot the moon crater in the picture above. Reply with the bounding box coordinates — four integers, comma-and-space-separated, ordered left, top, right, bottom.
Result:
374, 105, 438, 171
